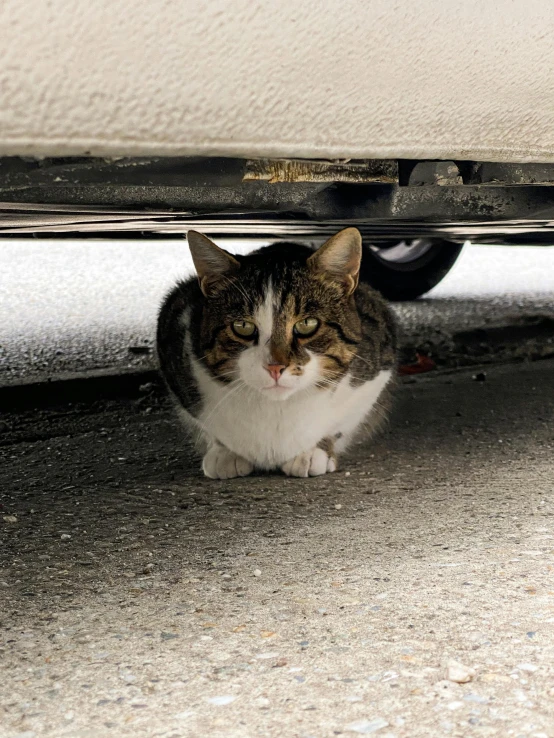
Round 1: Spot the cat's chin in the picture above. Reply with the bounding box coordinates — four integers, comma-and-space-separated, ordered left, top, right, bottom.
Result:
258, 384, 297, 402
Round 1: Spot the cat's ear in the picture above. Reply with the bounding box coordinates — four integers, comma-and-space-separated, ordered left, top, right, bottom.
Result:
307, 227, 362, 295
187, 230, 240, 296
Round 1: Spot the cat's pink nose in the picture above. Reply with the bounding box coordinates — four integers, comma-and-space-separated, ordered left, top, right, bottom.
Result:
265, 364, 286, 382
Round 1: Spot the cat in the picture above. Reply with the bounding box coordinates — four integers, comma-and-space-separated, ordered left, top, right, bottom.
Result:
157, 228, 397, 479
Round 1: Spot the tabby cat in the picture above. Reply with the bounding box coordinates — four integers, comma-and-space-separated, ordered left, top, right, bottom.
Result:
157, 228, 397, 479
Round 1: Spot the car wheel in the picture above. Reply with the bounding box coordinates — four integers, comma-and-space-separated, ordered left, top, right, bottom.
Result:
359, 238, 464, 301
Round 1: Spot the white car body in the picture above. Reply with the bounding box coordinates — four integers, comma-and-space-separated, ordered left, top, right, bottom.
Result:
1, 0, 553, 162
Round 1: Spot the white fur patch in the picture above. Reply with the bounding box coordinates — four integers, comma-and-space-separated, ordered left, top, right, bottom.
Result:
253, 281, 275, 345
193, 364, 392, 470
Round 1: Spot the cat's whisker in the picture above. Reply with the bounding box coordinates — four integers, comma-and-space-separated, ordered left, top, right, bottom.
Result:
197, 379, 246, 440
367, 400, 390, 424
318, 376, 341, 386
220, 274, 254, 307
197, 381, 245, 434
192, 380, 244, 446
373, 400, 390, 416
230, 278, 254, 306
315, 377, 342, 392
214, 369, 239, 379
194, 358, 238, 380
350, 352, 378, 371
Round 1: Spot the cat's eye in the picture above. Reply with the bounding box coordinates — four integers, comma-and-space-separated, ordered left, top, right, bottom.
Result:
232, 319, 257, 338
294, 317, 320, 337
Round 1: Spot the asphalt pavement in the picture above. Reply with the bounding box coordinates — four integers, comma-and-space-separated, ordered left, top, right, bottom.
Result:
2, 359, 554, 737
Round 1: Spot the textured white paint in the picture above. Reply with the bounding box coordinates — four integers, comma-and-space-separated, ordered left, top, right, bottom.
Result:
1, 0, 554, 162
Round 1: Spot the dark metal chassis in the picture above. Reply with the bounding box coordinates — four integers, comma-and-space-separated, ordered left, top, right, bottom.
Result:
2, 156, 554, 244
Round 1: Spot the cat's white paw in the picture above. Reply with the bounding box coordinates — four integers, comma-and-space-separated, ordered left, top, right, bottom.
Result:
203, 445, 253, 480
281, 447, 337, 478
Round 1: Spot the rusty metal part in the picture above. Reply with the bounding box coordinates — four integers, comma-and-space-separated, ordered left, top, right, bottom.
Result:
468, 162, 554, 185
408, 161, 463, 186
243, 158, 398, 184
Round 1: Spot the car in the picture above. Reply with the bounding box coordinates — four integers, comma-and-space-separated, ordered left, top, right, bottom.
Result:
1, 0, 553, 299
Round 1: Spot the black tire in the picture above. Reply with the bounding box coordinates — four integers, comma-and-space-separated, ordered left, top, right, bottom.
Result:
359, 238, 464, 301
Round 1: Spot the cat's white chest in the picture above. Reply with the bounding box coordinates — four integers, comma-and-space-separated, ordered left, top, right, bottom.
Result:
195, 366, 392, 469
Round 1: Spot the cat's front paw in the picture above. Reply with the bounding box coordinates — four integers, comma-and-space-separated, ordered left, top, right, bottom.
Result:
281, 448, 337, 478
203, 445, 253, 480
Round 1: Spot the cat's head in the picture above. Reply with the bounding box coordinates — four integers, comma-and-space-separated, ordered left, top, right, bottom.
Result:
188, 228, 363, 401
